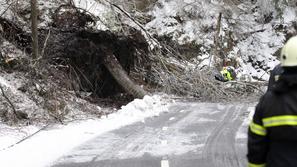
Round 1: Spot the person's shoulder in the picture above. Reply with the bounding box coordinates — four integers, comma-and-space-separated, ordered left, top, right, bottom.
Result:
258, 90, 276, 106
271, 64, 284, 75
268, 64, 284, 90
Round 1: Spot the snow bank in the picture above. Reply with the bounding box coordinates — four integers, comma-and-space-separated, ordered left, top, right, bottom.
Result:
0, 95, 170, 167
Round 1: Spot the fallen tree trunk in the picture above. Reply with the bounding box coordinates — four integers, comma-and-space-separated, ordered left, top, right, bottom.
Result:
62, 30, 149, 99
103, 52, 147, 99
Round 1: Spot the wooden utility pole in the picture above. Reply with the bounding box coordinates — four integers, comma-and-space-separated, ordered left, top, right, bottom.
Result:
31, 0, 39, 59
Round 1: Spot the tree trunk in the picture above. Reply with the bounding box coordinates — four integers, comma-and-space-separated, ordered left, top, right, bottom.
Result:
31, 0, 39, 59
214, 12, 222, 70
103, 53, 147, 99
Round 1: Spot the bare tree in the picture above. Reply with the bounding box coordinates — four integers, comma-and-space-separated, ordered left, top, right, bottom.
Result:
31, 0, 39, 59
213, 12, 222, 69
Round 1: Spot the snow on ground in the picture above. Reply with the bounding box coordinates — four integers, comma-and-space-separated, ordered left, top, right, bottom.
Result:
73, 0, 123, 31
0, 73, 46, 118
236, 105, 256, 140
0, 94, 171, 167
0, 124, 41, 151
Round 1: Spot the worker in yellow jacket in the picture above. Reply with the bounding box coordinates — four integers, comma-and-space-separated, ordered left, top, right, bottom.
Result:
215, 66, 236, 82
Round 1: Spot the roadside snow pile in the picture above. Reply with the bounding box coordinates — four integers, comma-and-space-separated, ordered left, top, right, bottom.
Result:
0, 94, 170, 167
109, 94, 170, 122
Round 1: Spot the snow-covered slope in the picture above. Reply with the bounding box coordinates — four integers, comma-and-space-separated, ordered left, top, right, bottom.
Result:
145, 0, 297, 80
2, 0, 295, 80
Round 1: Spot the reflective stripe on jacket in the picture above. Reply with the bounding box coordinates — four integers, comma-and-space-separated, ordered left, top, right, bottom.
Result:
248, 162, 266, 167
247, 79, 297, 167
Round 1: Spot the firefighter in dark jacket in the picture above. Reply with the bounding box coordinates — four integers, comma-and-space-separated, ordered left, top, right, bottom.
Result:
248, 36, 297, 167
267, 64, 283, 90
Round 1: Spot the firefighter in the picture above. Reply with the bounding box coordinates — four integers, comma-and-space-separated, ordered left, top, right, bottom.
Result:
247, 36, 297, 167
267, 63, 283, 90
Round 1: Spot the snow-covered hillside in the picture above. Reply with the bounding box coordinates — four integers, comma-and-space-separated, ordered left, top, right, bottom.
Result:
67, 0, 297, 80
145, 0, 296, 80
1, 0, 295, 80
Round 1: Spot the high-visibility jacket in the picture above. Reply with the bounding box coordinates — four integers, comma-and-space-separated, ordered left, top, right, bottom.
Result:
248, 72, 297, 167
220, 68, 233, 81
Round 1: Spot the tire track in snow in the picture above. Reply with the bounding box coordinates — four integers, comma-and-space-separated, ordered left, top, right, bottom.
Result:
202, 104, 246, 167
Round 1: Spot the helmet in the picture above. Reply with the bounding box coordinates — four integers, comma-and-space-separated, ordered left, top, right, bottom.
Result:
281, 36, 297, 67
226, 66, 234, 73
226, 66, 236, 79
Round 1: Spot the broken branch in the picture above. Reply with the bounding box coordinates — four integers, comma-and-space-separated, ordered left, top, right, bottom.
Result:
0, 84, 19, 119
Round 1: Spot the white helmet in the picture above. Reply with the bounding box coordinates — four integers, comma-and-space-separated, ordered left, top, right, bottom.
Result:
281, 36, 297, 67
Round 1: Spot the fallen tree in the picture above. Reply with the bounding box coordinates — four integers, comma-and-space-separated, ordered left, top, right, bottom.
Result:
0, 5, 150, 99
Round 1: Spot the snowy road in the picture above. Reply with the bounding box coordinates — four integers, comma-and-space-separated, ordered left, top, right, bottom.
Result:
51, 102, 251, 167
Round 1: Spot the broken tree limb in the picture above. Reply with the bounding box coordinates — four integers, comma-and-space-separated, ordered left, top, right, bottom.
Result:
103, 51, 147, 99
0, 17, 32, 53
41, 29, 51, 57
0, 85, 28, 119
0, 123, 50, 151
107, 2, 160, 47
0, 1, 13, 17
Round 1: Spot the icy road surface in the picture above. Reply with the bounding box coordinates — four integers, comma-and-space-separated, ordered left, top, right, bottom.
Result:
51, 102, 252, 167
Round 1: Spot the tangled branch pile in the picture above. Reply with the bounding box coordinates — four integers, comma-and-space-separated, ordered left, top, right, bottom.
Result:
145, 40, 266, 101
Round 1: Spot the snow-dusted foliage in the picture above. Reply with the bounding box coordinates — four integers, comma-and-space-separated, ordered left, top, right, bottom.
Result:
146, 0, 297, 80
72, 0, 121, 31
146, 0, 220, 45
0, 0, 68, 29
